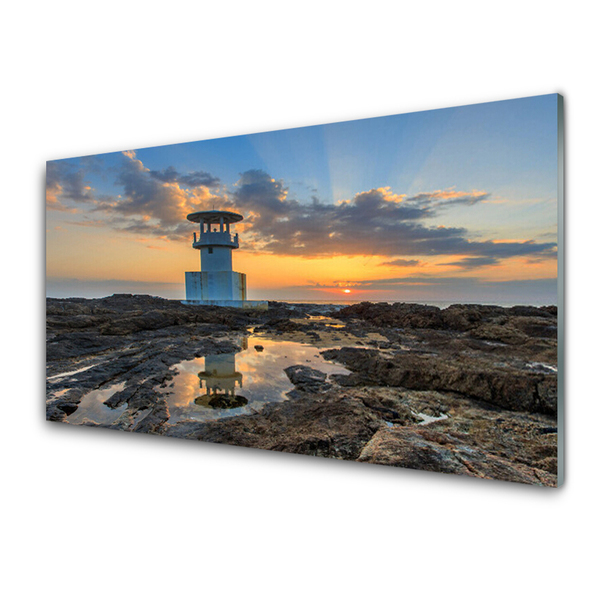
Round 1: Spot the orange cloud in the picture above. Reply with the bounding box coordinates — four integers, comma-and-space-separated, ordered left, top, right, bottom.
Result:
46, 183, 77, 213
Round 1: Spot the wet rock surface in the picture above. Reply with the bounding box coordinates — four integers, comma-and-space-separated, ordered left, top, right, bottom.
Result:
46, 296, 559, 486
284, 365, 332, 394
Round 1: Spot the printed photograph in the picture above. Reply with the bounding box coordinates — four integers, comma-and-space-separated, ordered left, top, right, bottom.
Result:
46, 94, 562, 486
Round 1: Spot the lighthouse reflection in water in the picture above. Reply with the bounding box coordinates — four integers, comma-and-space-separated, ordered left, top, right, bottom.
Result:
195, 338, 248, 410
164, 334, 352, 424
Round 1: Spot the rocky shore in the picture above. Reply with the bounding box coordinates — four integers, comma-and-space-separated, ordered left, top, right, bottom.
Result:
46, 295, 559, 486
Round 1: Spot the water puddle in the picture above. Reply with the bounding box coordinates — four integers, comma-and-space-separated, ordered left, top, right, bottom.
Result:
414, 411, 450, 425
65, 382, 127, 425
525, 362, 557, 374
292, 315, 346, 329
52, 331, 356, 427
163, 334, 351, 424
48, 387, 71, 400
47, 362, 104, 381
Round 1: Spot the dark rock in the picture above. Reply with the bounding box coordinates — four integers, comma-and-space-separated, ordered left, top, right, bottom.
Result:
46, 404, 67, 422
254, 318, 306, 333
55, 401, 79, 416
508, 316, 557, 338
202, 395, 248, 409
284, 365, 332, 393
46, 294, 256, 337
335, 302, 558, 337
469, 323, 530, 345
508, 305, 557, 318
337, 302, 445, 329
440, 304, 507, 331
133, 398, 170, 434
167, 390, 384, 461
321, 347, 557, 416
357, 426, 551, 485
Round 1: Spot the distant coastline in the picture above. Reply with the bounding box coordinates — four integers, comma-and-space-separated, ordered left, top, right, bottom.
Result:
45, 294, 557, 310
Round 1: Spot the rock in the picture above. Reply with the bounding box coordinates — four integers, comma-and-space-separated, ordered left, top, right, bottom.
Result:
46, 404, 67, 422
337, 302, 445, 329
508, 305, 557, 318
358, 427, 472, 474
167, 389, 384, 461
440, 304, 507, 331
321, 347, 557, 416
133, 399, 170, 434
54, 400, 79, 416
46, 294, 255, 336
254, 318, 304, 333
335, 302, 558, 337
508, 316, 557, 338
284, 365, 331, 393
357, 426, 552, 485
469, 322, 530, 345
206, 395, 248, 409
254, 344, 264, 352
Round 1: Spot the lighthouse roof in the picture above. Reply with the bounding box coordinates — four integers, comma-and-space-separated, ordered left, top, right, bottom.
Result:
187, 210, 243, 224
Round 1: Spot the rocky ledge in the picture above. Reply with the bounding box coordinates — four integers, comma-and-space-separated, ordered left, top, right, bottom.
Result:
46, 295, 559, 486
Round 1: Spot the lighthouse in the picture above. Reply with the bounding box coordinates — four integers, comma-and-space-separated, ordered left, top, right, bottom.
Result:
184, 210, 266, 308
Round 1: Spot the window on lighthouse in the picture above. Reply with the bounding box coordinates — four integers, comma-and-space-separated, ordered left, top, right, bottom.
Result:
208, 248, 213, 254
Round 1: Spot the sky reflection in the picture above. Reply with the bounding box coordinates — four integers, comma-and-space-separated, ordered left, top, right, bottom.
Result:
163, 334, 350, 424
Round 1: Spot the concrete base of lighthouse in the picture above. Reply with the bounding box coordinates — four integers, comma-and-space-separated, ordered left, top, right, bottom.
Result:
184, 271, 267, 309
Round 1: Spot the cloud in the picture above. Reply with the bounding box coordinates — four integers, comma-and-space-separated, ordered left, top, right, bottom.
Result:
230, 172, 555, 263
46, 163, 79, 212
65, 219, 106, 228
440, 256, 501, 269
47, 157, 556, 267
46, 157, 114, 212
148, 166, 221, 188
405, 188, 490, 210
46, 193, 77, 213
332, 275, 480, 289
107, 152, 227, 240
111, 152, 191, 226
49, 151, 227, 241
46, 160, 96, 205
233, 169, 290, 216
380, 258, 423, 268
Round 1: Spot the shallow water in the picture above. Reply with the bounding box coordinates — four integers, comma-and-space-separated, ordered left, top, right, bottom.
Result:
163, 334, 352, 424
414, 412, 449, 425
47, 362, 105, 381
293, 315, 346, 328
54, 333, 353, 426
65, 382, 127, 425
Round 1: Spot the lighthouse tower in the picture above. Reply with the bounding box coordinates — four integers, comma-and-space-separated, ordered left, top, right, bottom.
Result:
184, 210, 266, 308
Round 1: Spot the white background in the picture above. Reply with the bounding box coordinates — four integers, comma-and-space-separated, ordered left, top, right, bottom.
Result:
2, 2, 598, 599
